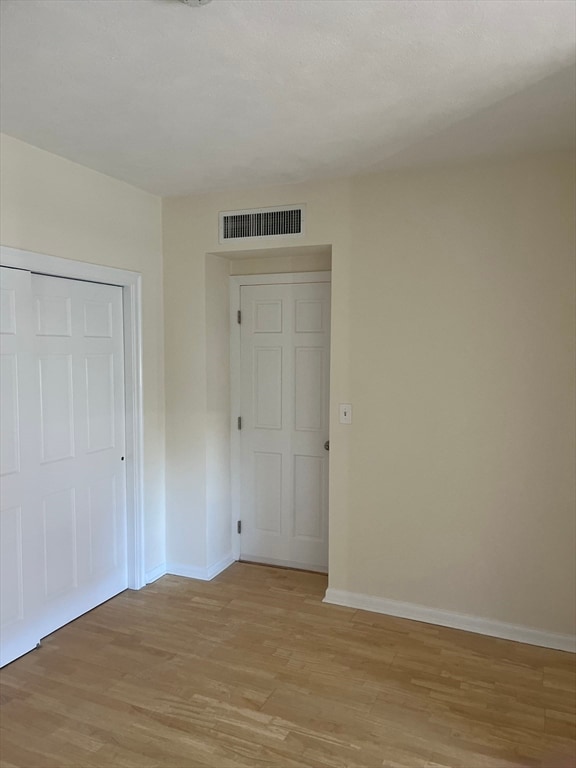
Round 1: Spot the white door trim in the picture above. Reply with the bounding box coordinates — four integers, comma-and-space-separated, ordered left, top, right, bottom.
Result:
229, 271, 332, 564
0, 245, 146, 590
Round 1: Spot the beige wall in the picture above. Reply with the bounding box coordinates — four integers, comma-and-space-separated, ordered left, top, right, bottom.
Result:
163, 150, 575, 636
0, 134, 166, 576
205, 254, 232, 567
228, 251, 331, 275
347, 155, 575, 634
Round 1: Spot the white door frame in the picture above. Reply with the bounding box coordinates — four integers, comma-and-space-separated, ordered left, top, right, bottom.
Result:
0, 245, 146, 590
229, 271, 332, 564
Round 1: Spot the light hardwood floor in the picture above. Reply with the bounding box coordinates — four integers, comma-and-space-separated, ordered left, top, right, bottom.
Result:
0, 563, 574, 768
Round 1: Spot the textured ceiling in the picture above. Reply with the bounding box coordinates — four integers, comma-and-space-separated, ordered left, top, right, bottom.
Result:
1, 0, 574, 196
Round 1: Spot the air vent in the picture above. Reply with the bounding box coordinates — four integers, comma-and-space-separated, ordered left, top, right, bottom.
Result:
219, 205, 305, 243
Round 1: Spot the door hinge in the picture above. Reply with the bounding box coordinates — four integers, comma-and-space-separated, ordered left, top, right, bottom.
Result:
237, 520, 242, 534
237, 416, 242, 430
237, 309, 241, 324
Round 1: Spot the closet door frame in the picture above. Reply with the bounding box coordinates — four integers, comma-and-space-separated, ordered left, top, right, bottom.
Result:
0, 246, 145, 591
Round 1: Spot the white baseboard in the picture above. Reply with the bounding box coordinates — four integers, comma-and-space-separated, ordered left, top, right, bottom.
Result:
167, 553, 236, 582
205, 553, 236, 580
145, 563, 167, 584
323, 588, 576, 653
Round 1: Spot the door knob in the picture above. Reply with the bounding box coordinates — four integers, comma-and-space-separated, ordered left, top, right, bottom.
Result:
324, 440, 329, 451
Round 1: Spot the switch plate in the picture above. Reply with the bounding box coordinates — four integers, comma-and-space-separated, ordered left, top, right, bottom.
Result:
339, 403, 352, 424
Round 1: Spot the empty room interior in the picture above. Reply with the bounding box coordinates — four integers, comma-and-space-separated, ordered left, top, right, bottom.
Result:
0, 0, 575, 766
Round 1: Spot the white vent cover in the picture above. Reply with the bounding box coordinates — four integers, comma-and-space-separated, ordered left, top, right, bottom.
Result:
219, 205, 305, 243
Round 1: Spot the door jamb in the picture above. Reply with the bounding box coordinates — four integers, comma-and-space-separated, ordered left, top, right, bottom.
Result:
229, 271, 332, 564
0, 245, 146, 590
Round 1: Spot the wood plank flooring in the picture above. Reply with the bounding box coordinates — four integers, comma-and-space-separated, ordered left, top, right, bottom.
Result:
1, 563, 574, 768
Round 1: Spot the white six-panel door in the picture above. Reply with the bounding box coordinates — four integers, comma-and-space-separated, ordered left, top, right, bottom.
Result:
0, 268, 127, 666
239, 281, 331, 572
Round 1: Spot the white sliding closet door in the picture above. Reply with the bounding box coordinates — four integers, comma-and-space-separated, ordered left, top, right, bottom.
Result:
1, 268, 40, 665
0, 268, 127, 666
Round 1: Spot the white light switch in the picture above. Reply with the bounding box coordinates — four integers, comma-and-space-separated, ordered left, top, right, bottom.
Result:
339, 403, 352, 424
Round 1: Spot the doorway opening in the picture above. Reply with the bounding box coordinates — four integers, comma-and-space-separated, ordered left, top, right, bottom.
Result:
206, 244, 332, 574
230, 272, 331, 572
